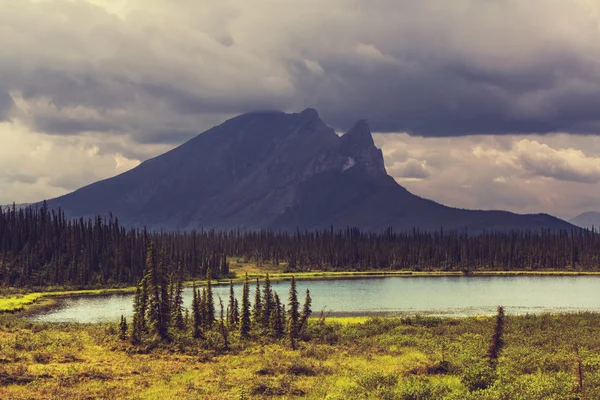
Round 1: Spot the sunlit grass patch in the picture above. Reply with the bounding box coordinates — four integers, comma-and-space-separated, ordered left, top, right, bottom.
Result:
0, 293, 43, 313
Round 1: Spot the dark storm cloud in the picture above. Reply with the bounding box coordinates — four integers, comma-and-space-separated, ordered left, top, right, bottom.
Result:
304, 52, 600, 136
3, 0, 600, 144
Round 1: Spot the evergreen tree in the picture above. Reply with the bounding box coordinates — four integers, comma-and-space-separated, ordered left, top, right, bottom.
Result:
146, 243, 162, 339
119, 315, 128, 340
191, 285, 202, 339
139, 276, 149, 333
271, 292, 285, 338
158, 248, 171, 340
227, 280, 238, 329
233, 298, 239, 327
287, 276, 300, 349
205, 270, 215, 329
262, 273, 275, 328
172, 267, 185, 330
252, 278, 262, 328
299, 288, 312, 332
131, 282, 144, 344
240, 274, 251, 339
218, 296, 229, 350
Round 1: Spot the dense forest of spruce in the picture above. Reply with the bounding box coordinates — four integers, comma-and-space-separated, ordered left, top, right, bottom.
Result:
1, 203, 599, 288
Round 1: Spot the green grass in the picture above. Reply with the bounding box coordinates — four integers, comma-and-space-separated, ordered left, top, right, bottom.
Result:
0, 293, 44, 313
1, 313, 600, 399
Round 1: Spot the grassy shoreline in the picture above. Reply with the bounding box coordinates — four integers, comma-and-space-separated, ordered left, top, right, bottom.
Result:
2, 268, 600, 314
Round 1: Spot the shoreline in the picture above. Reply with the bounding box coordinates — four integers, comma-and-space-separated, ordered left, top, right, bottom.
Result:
3, 269, 600, 315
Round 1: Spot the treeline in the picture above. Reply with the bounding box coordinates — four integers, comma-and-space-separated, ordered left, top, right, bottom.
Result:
0, 203, 229, 287
122, 243, 312, 350
1, 203, 600, 288
227, 226, 600, 272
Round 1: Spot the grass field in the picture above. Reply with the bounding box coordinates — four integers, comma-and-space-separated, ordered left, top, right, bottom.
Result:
1, 311, 599, 399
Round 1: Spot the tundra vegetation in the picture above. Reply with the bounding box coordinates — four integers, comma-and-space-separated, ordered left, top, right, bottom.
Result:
2, 206, 600, 398
1, 307, 600, 399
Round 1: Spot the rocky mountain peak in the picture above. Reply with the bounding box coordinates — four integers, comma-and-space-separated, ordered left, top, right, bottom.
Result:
339, 119, 386, 176
342, 119, 374, 148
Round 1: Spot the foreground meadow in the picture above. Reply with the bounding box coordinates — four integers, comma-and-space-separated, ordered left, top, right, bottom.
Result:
1, 313, 599, 399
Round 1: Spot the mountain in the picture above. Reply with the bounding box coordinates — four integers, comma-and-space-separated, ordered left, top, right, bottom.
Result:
570, 212, 600, 230
44, 109, 574, 233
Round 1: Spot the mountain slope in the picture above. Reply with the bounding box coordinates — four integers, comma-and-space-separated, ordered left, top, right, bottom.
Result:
45, 109, 574, 233
570, 212, 600, 230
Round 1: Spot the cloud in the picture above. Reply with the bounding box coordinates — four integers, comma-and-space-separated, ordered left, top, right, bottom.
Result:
513, 139, 600, 183
387, 159, 430, 180
0, 119, 163, 204
2, 0, 600, 142
2, 0, 600, 218
374, 132, 600, 219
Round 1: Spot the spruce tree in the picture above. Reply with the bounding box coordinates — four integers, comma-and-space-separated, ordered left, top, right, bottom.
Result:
192, 285, 202, 339
131, 282, 145, 344
262, 273, 275, 329
240, 274, 251, 339
299, 288, 312, 332
227, 280, 237, 329
271, 292, 284, 338
205, 270, 215, 329
218, 296, 229, 350
146, 243, 162, 339
287, 276, 300, 349
200, 287, 208, 329
158, 248, 171, 341
139, 276, 149, 333
172, 269, 185, 330
252, 278, 262, 328
233, 298, 239, 326
119, 315, 128, 340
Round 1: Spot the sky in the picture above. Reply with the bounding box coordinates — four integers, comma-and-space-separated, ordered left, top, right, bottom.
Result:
2, 0, 600, 220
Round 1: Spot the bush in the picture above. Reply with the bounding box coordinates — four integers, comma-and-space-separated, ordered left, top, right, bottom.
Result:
397, 376, 452, 400
356, 371, 398, 391
461, 362, 497, 391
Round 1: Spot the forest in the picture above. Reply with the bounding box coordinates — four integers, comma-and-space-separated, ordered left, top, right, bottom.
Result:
1, 203, 599, 288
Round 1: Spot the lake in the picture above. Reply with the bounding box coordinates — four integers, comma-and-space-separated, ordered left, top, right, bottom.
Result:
30, 275, 600, 323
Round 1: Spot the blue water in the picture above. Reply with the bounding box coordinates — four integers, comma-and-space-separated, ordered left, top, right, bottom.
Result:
30, 275, 600, 323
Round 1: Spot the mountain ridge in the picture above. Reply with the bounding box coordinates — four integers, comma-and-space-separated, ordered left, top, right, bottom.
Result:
43, 109, 574, 233
570, 211, 600, 230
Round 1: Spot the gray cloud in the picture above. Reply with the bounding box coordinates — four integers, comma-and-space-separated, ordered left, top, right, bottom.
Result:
1, 0, 600, 143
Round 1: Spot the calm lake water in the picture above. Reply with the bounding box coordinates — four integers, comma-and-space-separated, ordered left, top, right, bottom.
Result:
30, 275, 600, 323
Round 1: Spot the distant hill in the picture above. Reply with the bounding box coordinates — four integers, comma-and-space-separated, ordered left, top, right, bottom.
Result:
43, 109, 574, 233
570, 211, 600, 230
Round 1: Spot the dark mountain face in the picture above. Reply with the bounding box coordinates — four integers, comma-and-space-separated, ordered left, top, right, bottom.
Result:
45, 109, 574, 233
